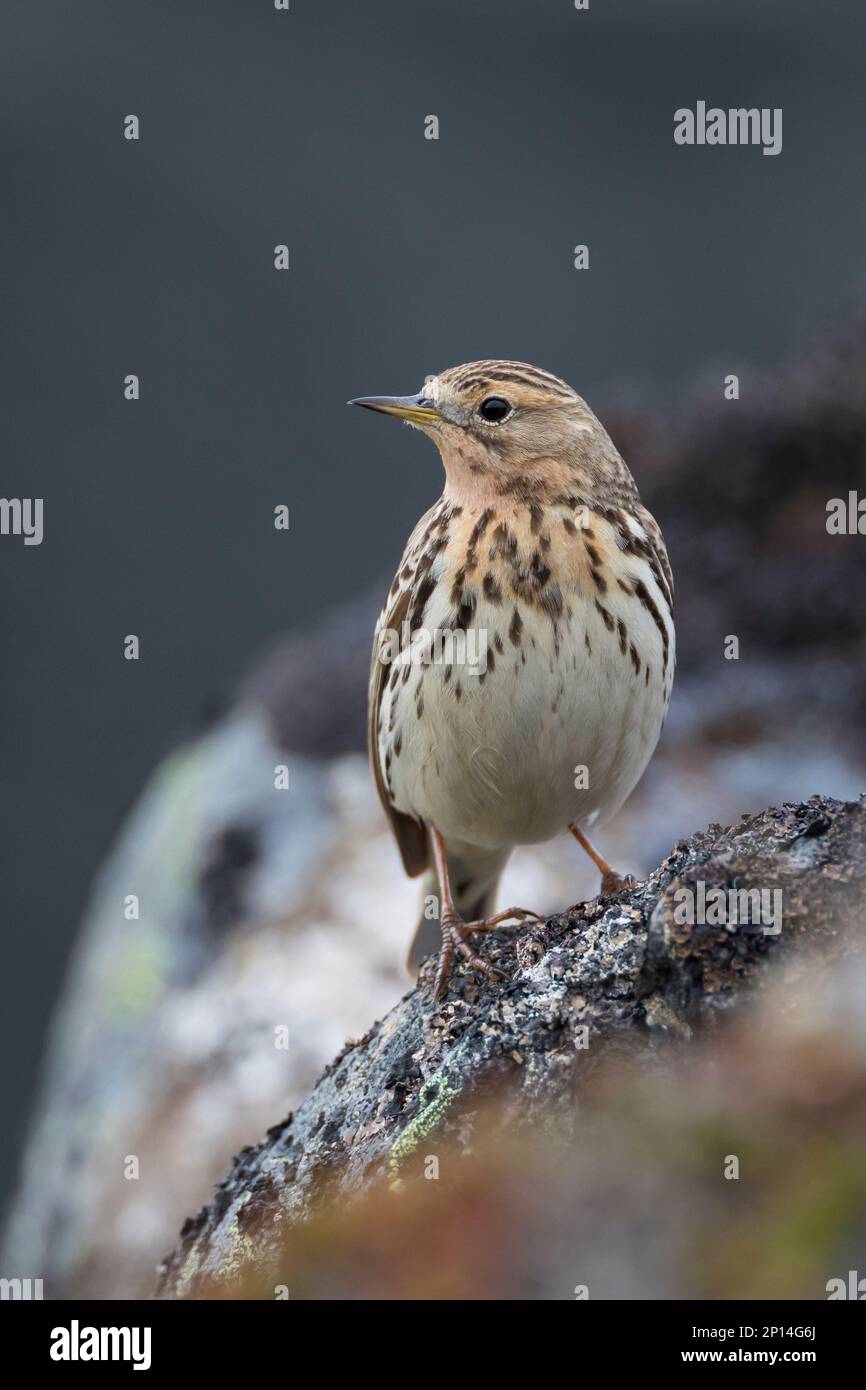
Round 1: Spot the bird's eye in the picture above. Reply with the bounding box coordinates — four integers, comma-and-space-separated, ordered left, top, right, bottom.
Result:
478, 396, 511, 423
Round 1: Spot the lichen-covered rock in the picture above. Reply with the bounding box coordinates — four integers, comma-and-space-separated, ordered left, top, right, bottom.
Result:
156, 793, 866, 1298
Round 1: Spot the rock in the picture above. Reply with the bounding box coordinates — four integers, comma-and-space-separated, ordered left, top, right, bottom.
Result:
0, 720, 414, 1300
156, 793, 866, 1298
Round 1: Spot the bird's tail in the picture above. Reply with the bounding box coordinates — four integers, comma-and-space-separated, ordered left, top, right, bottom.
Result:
405, 843, 509, 972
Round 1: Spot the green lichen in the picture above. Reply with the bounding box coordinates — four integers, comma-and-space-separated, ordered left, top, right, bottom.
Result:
108, 936, 166, 1019
173, 1243, 202, 1299
389, 1052, 467, 1180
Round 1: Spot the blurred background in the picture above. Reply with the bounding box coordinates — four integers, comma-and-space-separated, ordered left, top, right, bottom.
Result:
2, 0, 866, 1296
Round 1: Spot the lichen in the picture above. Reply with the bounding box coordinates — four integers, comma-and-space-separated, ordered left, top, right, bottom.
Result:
219, 1190, 257, 1283
108, 936, 166, 1019
389, 1052, 466, 1179
173, 1242, 202, 1300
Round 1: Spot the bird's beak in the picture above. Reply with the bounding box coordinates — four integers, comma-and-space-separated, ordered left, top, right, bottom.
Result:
348, 393, 441, 425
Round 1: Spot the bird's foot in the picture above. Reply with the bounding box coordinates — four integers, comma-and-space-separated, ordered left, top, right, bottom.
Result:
599, 870, 635, 897
570, 825, 636, 901
464, 905, 543, 933
432, 907, 542, 999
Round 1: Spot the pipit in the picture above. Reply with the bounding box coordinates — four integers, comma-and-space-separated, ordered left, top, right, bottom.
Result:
351, 361, 674, 998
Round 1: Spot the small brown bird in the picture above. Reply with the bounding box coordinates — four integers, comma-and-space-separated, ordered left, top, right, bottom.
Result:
351, 361, 674, 997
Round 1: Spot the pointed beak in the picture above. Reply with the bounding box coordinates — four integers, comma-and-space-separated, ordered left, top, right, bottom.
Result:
348, 393, 441, 425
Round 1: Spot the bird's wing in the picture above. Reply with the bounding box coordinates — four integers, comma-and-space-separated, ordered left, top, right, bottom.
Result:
368, 578, 429, 879
634, 503, 675, 612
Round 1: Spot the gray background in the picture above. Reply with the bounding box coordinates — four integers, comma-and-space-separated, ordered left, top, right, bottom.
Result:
2, 0, 865, 1211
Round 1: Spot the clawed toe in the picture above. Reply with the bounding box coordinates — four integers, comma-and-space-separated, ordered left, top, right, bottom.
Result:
599, 870, 635, 897
432, 905, 540, 999
450, 926, 502, 978
463, 905, 542, 933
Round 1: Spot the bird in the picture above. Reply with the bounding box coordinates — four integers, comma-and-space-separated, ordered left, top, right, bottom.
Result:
350, 360, 674, 998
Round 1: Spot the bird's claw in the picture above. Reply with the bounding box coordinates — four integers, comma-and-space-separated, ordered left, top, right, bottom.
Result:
432, 906, 540, 999
599, 870, 635, 897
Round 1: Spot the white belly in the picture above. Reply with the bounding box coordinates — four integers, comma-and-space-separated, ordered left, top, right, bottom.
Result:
379, 575, 671, 853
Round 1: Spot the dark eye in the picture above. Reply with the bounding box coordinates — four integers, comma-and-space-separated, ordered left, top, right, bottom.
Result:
478, 396, 511, 423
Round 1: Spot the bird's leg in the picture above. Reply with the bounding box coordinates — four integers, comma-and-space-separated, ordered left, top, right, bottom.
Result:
569, 823, 634, 897
430, 827, 499, 997
428, 829, 541, 998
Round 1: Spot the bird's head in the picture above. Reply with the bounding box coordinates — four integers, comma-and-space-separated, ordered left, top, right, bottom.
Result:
350, 359, 635, 505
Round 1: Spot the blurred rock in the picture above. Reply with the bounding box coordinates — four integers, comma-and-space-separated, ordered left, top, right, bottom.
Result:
1, 712, 414, 1298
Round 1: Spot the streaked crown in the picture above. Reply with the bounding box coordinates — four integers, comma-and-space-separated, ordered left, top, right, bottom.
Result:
435, 359, 578, 406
